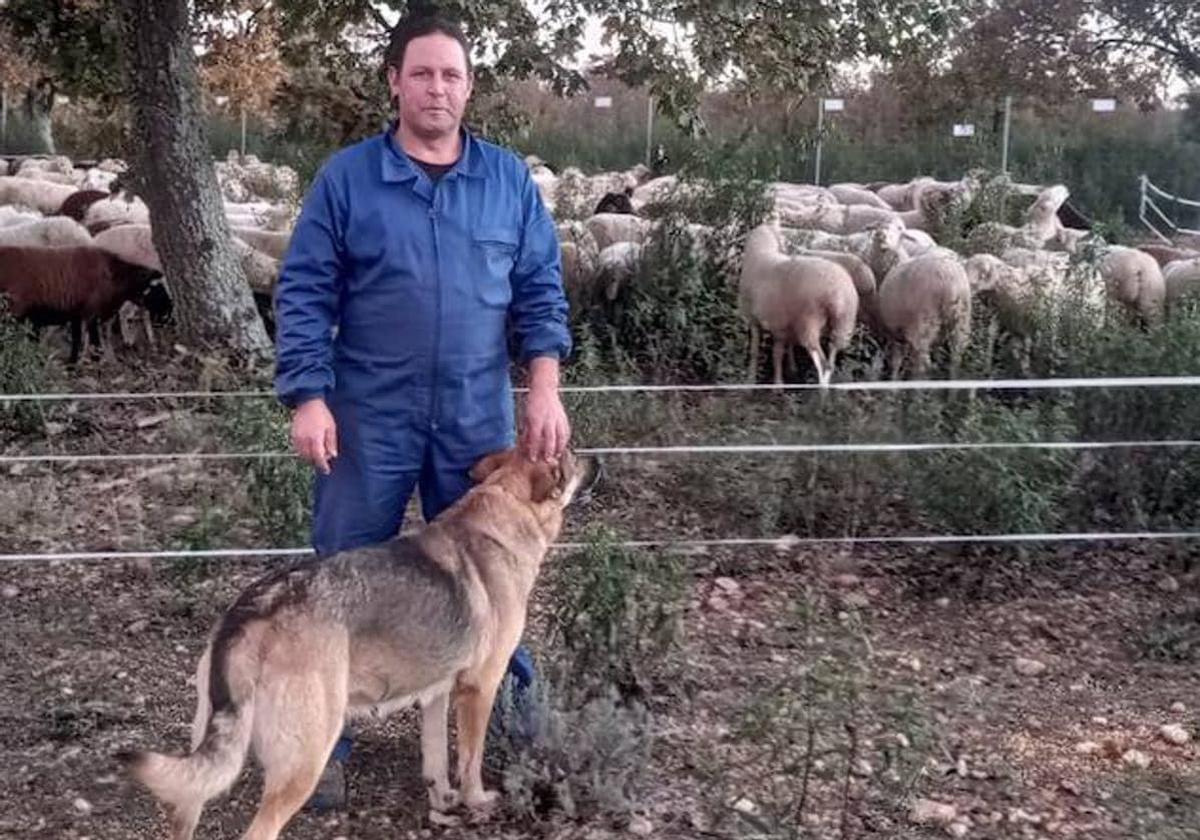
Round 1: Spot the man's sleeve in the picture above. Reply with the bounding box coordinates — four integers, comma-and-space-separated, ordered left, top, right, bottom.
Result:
273, 164, 346, 408
509, 165, 572, 364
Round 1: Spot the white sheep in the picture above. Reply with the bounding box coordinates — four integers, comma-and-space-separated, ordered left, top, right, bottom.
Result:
0, 176, 78, 214
877, 249, 972, 380
0, 205, 43, 228
793, 247, 879, 335
739, 220, 859, 386
781, 219, 905, 280
595, 241, 644, 301
585, 212, 654, 251
229, 226, 292, 261
0, 217, 93, 248
829, 183, 891, 209
1163, 258, 1200, 311
1098, 246, 1166, 324
83, 196, 151, 228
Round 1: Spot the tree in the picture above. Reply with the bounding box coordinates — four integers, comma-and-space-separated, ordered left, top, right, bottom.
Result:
0, 0, 122, 151
115, 0, 272, 357
1094, 1, 1200, 81
198, 4, 289, 155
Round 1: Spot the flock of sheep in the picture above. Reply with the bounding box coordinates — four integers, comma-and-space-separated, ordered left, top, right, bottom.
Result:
529, 157, 1200, 383
0, 151, 296, 361
1, 148, 1199, 385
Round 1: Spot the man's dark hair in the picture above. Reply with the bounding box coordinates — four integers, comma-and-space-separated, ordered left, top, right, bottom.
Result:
384, 13, 473, 75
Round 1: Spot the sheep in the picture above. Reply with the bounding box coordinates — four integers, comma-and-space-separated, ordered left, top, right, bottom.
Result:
229, 226, 292, 261
585, 212, 655, 251
877, 249, 972, 380
900, 229, 937, 256
1136, 243, 1200, 268
56, 189, 111, 223
793, 247, 879, 335
967, 184, 1070, 255
15, 168, 78, 187
1162, 258, 1200, 312
0, 217, 93, 248
0, 245, 168, 363
1098, 246, 1166, 325
829, 183, 891, 209
781, 219, 905, 280
0, 205, 42, 229
0, 176, 79, 214
876, 177, 935, 211
739, 220, 859, 387
83, 196, 151, 228
80, 168, 119, 193
595, 241, 644, 301
14, 155, 74, 177
964, 254, 1045, 373
92, 222, 280, 294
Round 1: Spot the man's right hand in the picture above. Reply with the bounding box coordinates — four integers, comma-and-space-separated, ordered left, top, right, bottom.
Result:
290, 398, 338, 474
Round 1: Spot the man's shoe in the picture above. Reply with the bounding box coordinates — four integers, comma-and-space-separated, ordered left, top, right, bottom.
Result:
305, 735, 352, 813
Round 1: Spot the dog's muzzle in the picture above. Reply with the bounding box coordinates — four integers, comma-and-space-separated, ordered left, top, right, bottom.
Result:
571, 454, 603, 506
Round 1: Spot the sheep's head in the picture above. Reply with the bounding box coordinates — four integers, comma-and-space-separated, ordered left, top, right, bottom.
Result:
139, 276, 174, 325
869, 218, 904, 252
1027, 185, 1070, 222
964, 254, 1010, 294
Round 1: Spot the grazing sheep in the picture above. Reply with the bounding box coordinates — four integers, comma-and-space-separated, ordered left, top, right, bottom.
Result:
1098, 246, 1166, 324
794, 247, 879, 334
877, 249, 972, 380
900, 229, 937, 256
782, 219, 905, 280
1163, 258, 1200, 311
14, 155, 74, 177
774, 199, 848, 233
0, 245, 167, 363
964, 254, 1045, 372
967, 184, 1070, 255
585, 212, 654, 251
0, 176, 78, 214
739, 220, 859, 386
595, 241, 644, 301
0, 217, 93, 248
876, 177, 935, 211
80, 168, 119, 193
56, 189, 111, 222
230, 237, 281, 294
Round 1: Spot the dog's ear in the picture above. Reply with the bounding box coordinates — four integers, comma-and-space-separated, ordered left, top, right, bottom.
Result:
529, 462, 562, 504
470, 448, 515, 482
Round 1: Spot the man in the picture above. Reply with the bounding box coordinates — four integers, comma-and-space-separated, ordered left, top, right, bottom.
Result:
273, 14, 572, 810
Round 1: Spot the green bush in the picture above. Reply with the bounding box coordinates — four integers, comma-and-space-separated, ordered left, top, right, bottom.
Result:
543, 526, 688, 701
0, 304, 50, 437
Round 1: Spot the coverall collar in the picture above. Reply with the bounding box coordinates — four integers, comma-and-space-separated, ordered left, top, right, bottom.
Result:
380, 121, 487, 184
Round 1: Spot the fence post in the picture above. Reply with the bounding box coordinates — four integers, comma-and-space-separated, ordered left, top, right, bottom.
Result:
1000, 94, 1012, 174
644, 95, 654, 167
813, 97, 825, 186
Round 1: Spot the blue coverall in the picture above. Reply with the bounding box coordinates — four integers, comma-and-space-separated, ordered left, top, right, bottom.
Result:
272, 123, 571, 771
274, 122, 571, 551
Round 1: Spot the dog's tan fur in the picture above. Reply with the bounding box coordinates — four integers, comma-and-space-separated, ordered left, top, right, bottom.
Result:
120, 448, 598, 840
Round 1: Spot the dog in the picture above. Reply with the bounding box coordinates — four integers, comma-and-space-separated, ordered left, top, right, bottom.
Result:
119, 447, 601, 840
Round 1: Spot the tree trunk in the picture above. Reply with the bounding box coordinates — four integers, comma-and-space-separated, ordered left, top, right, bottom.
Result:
115, 0, 272, 357
23, 81, 55, 153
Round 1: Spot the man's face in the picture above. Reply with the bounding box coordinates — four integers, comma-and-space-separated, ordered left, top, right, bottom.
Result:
388, 33, 472, 141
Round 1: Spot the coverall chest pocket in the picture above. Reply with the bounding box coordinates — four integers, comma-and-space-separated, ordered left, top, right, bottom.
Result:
472, 228, 517, 307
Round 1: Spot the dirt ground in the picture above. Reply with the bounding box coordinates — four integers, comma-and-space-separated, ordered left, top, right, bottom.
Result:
2, 354, 1199, 839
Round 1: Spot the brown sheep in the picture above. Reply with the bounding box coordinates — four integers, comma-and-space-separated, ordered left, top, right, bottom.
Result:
56, 189, 111, 223
0, 245, 168, 364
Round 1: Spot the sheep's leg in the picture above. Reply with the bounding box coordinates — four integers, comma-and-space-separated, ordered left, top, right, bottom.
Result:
87, 319, 103, 361
68, 318, 83, 366
826, 347, 840, 385
772, 339, 787, 387
747, 322, 760, 383
808, 347, 828, 387
888, 342, 905, 381
787, 346, 798, 378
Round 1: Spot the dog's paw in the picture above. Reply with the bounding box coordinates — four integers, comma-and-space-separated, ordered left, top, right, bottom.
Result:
464, 789, 501, 813
428, 787, 461, 813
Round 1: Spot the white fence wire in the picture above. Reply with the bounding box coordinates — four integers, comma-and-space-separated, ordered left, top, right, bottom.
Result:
1139, 174, 1200, 242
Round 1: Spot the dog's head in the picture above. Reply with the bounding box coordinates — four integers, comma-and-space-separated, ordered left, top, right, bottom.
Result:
469, 446, 602, 521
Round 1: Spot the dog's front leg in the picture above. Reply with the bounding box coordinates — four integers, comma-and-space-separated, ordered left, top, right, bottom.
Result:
420, 691, 459, 812
454, 679, 503, 812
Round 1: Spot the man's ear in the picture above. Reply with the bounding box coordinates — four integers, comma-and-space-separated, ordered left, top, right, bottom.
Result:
469, 448, 515, 483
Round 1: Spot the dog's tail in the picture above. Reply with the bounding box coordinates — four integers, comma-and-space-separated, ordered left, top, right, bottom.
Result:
118, 617, 259, 825
117, 703, 253, 810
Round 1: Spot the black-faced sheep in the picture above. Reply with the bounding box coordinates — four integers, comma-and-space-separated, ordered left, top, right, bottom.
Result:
594, 187, 636, 215
0, 245, 169, 363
